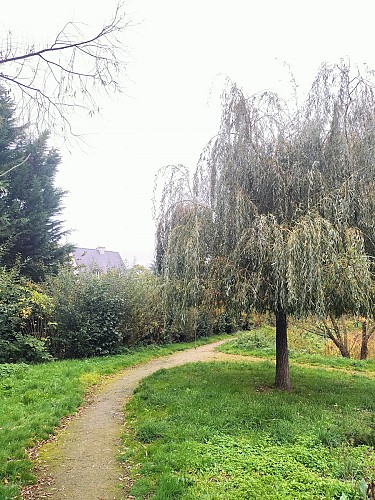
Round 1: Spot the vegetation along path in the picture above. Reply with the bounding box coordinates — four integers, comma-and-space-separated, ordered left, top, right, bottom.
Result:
24, 340, 254, 500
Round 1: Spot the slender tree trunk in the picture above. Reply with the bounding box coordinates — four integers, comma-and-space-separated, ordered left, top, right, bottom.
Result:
274, 310, 291, 391
340, 317, 349, 357
360, 320, 369, 360
337, 343, 351, 358
322, 317, 351, 358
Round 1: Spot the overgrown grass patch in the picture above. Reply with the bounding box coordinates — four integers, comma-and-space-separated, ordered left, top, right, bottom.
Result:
219, 329, 375, 373
123, 362, 375, 499
0, 334, 230, 499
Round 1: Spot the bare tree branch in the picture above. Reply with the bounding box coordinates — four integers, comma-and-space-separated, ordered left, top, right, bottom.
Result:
0, 154, 31, 178
0, 2, 131, 141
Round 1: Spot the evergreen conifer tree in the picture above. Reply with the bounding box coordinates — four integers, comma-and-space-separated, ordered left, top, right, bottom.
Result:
0, 87, 72, 280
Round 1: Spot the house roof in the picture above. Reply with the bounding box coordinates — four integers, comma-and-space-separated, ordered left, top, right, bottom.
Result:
72, 247, 124, 272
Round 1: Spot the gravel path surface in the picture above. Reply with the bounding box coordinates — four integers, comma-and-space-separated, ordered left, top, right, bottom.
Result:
25, 340, 254, 499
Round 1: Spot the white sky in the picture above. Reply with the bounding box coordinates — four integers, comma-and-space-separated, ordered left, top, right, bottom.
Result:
2, 0, 375, 266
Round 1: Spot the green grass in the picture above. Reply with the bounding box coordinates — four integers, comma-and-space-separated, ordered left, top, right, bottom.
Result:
0, 334, 230, 500
122, 361, 375, 499
218, 329, 375, 373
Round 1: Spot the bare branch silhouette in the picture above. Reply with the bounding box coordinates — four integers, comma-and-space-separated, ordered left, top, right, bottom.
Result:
0, 3, 130, 140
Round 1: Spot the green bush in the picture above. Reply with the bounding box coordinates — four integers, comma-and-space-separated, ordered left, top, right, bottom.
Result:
45, 265, 177, 358
121, 266, 165, 345
0, 267, 23, 342
162, 304, 237, 343
0, 261, 228, 363
46, 269, 127, 358
0, 335, 52, 363
0, 267, 52, 362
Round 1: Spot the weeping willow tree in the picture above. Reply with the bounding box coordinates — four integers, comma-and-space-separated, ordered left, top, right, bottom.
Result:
154, 165, 216, 339
155, 61, 375, 390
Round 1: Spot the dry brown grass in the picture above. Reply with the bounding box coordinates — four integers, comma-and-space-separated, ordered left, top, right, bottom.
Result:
323, 329, 375, 359
286, 317, 375, 360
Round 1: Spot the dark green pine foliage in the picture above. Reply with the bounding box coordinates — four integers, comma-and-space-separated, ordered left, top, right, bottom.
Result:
0, 88, 72, 281
0, 88, 24, 223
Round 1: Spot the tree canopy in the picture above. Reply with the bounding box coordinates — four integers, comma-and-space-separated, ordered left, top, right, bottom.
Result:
155, 61, 375, 390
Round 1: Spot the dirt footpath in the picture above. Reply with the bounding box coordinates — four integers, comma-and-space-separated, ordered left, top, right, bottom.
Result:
24, 340, 253, 500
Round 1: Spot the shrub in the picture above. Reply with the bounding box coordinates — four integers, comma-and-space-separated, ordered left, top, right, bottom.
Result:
121, 266, 165, 345
0, 334, 53, 363
46, 269, 127, 358
0, 267, 52, 362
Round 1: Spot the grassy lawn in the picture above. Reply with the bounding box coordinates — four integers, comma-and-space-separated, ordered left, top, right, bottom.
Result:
122, 361, 375, 499
218, 327, 375, 373
0, 335, 229, 500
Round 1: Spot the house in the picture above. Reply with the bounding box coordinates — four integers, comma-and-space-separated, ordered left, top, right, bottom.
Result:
72, 246, 124, 273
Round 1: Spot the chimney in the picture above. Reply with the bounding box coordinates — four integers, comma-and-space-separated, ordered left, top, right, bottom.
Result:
96, 246, 105, 255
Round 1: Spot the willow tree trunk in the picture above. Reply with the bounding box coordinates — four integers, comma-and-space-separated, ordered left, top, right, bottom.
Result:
275, 310, 291, 391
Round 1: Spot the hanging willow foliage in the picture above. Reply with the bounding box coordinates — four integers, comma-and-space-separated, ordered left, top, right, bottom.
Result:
287, 215, 372, 317
155, 61, 375, 386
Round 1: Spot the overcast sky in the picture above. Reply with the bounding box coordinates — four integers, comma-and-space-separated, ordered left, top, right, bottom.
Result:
2, 1, 375, 266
